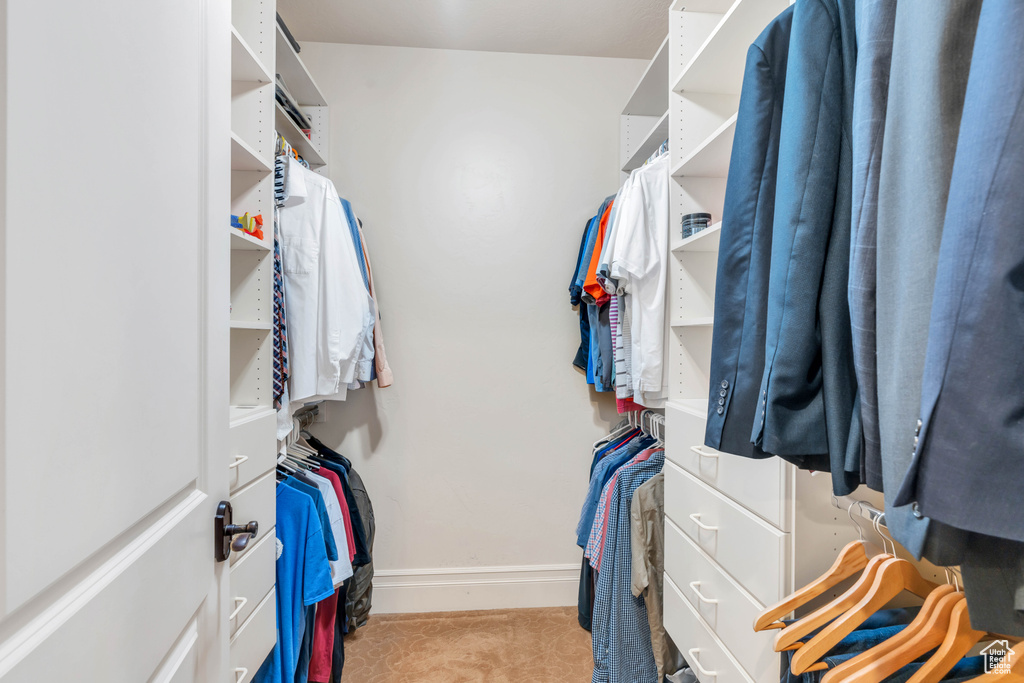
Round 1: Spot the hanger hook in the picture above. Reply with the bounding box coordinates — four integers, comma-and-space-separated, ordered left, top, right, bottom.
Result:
846, 499, 866, 542
875, 512, 896, 555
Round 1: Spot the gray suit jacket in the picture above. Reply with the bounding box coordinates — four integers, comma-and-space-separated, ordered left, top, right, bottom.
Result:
705, 6, 797, 462
874, 0, 980, 562
752, 0, 860, 494
847, 0, 896, 492
896, 0, 1024, 546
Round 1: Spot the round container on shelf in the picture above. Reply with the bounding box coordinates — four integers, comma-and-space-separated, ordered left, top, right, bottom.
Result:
682, 212, 712, 239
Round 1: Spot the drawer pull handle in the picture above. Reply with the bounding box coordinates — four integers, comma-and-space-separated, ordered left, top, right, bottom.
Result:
229, 596, 248, 620
689, 513, 719, 532
689, 581, 719, 605
234, 667, 248, 683
690, 446, 719, 459
229, 454, 249, 469
687, 649, 718, 678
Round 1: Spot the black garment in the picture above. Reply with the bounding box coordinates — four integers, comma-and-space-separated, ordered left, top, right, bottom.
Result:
345, 469, 375, 631
577, 556, 593, 631
304, 435, 376, 631
330, 579, 349, 683
296, 603, 316, 683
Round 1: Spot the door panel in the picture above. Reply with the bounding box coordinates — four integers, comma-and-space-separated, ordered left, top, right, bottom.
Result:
5, 0, 205, 609
0, 0, 232, 680
0, 492, 209, 681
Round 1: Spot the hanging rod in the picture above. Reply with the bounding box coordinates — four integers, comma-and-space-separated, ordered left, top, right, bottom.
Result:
294, 403, 321, 430
834, 495, 886, 528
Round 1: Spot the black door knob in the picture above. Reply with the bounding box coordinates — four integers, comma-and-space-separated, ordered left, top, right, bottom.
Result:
214, 501, 259, 562
225, 521, 259, 552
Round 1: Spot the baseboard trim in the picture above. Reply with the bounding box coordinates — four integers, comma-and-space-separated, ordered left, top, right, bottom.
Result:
371, 564, 580, 614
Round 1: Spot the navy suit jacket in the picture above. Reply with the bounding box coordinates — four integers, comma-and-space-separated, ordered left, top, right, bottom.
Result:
752, 0, 860, 494
705, 6, 796, 462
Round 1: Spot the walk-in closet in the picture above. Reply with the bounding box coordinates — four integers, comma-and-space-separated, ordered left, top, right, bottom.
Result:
0, 1, 1022, 682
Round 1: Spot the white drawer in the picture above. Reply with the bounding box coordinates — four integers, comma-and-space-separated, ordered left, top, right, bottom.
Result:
229, 471, 276, 567
229, 408, 277, 493
666, 402, 791, 530
664, 575, 752, 683
665, 519, 779, 682
230, 588, 276, 683
228, 529, 277, 637
664, 461, 788, 606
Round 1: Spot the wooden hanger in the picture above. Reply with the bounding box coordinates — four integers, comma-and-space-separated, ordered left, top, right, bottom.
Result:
755, 540, 871, 631
906, 598, 986, 683
774, 552, 893, 651
964, 640, 1024, 682
820, 585, 959, 683
789, 557, 939, 674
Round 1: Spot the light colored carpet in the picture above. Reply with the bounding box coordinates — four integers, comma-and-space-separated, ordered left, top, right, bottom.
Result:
342, 606, 594, 682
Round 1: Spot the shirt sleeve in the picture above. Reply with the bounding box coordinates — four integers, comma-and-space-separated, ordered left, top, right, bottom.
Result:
302, 502, 336, 607
630, 484, 649, 599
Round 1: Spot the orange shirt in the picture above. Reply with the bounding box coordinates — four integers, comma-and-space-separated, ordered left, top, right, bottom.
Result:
582, 200, 614, 302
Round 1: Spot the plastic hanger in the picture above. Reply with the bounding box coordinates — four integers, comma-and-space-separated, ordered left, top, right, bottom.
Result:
775, 513, 897, 652
756, 500, 873, 631
906, 592, 986, 683
964, 640, 1024, 682
593, 418, 633, 451
820, 580, 959, 683
788, 518, 939, 675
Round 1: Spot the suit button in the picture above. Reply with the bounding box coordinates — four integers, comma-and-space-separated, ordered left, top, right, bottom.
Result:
719, 389, 727, 398
721, 380, 729, 389
912, 503, 923, 519
915, 419, 922, 436
718, 397, 725, 406
716, 406, 724, 415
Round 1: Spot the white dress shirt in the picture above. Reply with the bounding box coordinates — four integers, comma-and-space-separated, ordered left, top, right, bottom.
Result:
611, 154, 670, 408
279, 158, 373, 402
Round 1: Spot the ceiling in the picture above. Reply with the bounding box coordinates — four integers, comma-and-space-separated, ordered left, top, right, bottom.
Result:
276, 0, 673, 59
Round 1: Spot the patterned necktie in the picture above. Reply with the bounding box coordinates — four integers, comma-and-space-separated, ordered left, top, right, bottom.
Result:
272, 209, 289, 410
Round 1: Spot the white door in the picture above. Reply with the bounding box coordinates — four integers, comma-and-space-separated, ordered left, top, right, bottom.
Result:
0, 1, 238, 681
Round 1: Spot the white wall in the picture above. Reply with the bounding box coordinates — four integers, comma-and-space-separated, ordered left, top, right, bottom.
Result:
300, 43, 645, 612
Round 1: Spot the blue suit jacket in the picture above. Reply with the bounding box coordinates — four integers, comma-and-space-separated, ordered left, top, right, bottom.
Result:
752, 0, 860, 494
705, 6, 796, 462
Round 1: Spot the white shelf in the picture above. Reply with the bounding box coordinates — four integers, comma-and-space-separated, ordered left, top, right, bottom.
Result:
622, 35, 670, 116
230, 228, 271, 251
275, 103, 327, 168
622, 111, 670, 172
672, 221, 722, 253
672, 0, 791, 95
230, 132, 272, 173
672, 0, 734, 11
671, 316, 715, 327
230, 320, 272, 331
230, 405, 276, 429
276, 25, 328, 106
667, 398, 709, 419
672, 113, 737, 179
231, 27, 273, 84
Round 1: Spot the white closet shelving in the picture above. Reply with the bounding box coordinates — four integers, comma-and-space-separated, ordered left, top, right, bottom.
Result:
275, 29, 330, 171
620, 36, 670, 178
226, 0, 281, 679
656, 3, 864, 683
